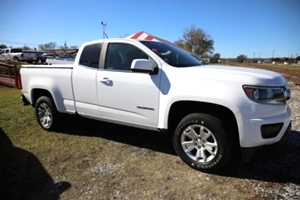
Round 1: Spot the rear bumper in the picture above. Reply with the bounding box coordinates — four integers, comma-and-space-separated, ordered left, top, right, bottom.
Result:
240, 121, 291, 162
21, 93, 30, 106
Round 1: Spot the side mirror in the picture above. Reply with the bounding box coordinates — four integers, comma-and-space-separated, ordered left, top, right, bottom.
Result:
131, 59, 155, 73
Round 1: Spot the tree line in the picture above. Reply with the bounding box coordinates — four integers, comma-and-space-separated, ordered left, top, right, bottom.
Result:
236, 54, 300, 63
38, 42, 78, 51
0, 43, 78, 51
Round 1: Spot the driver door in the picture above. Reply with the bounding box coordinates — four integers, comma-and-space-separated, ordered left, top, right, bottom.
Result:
96, 42, 161, 127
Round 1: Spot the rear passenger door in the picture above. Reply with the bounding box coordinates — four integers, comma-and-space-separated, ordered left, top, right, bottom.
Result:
96, 42, 161, 127
72, 42, 102, 117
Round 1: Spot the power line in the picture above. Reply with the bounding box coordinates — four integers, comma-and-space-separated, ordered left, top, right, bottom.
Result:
0, 29, 83, 48
0, 40, 39, 46
0, 29, 80, 41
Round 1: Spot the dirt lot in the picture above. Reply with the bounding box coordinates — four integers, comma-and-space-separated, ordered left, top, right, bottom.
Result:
235, 63, 300, 85
0, 63, 299, 200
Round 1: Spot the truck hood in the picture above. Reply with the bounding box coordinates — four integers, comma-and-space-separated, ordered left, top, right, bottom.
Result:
172, 65, 286, 86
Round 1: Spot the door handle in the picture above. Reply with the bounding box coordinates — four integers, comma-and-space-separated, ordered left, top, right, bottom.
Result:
100, 77, 112, 84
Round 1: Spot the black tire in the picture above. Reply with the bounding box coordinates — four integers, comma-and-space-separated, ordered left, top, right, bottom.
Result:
13, 56, 19, 61
35, 96, 60, 131
173, 113, 233, 173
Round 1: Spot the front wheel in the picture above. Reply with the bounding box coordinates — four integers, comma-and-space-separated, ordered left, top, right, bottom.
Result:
35, 96, 60, 131
173, 113, 233, 173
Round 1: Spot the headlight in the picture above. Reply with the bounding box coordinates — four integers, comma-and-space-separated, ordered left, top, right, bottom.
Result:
243, 85, 290, 104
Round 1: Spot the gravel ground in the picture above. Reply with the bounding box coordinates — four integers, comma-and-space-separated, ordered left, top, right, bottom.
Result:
288, 81, 300, 132
1, 66, 299, 199
248, 81, 300, 199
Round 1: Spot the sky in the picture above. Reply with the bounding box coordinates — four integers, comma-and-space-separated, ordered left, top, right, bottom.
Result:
0, 0, 299, 58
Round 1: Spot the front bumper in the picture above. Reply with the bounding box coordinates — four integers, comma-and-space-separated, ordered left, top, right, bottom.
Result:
240, 121, 291, 162
237, 103, 291, 148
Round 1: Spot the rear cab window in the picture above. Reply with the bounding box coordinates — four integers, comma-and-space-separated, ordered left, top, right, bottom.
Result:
11, 49, 23, 53
79, 43, 102, 68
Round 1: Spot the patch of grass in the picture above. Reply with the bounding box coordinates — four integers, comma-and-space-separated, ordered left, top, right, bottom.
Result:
1, 86, 299, 199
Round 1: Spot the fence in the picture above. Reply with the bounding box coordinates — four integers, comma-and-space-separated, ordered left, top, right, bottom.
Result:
0, 60, 22, 89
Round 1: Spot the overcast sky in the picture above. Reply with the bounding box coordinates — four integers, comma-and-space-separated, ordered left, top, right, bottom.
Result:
0, 0, 299, 58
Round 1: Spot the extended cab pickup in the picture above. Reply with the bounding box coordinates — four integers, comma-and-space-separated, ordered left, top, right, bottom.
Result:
20, 38, 291, 172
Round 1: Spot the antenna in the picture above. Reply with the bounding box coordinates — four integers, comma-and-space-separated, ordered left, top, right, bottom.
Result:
101, 22, 108, 39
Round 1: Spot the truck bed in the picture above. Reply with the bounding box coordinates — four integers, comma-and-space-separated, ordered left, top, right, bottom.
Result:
21, 64, 76, 113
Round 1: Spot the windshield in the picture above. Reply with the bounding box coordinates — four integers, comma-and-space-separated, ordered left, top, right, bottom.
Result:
140, 41, 201, 67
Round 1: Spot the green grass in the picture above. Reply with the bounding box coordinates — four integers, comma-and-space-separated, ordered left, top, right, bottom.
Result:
0, 86, 298, 199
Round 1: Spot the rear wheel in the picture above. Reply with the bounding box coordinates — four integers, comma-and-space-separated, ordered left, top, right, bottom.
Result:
13, 56, 19, 61
173, 113, 233, 173
35, 96, 60, 131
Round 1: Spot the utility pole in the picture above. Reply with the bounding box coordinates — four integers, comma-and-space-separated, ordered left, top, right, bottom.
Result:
101, 22, 108, 39
272, 50, 275, 58
64, 41, 67, 54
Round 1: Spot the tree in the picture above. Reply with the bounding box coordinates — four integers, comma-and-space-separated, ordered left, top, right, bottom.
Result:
174, 25, 214, 58
0, 44, 7, 49
271, 57, 280, 62
38, 42, 57, 51
70, 46, 78, 49
211, 53, 221, 63
22, 45, 31, 50
59, 45, 68, 50
237, 55, 247, 63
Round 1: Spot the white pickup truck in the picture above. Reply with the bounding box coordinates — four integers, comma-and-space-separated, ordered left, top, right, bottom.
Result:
0, 48, 39, 63
0, 48, 24, 61
20, 38, 291, 172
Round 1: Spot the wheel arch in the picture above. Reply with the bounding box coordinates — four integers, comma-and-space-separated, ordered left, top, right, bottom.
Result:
13, 56, 20, 61
168, 101, 240, 156
31, 89, 53, 107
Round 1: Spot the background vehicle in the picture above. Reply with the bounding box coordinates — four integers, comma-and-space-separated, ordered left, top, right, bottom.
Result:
22, 50, 41, 63
20, 38, 291, 173
0, 48, 23, 61
36, 53, 57, 63
0, 48, 40, 63
45, 54, 75, 65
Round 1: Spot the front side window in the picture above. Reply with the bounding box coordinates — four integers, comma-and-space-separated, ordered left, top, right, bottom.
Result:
141, 41, 201, 67
105, 43, 148, 71
79, 43, 102, 68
